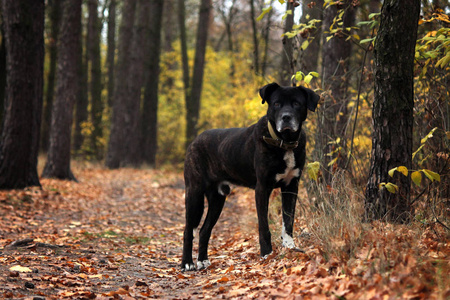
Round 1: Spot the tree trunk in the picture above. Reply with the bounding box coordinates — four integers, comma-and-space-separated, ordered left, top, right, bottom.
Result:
279, 0, 295, 86
0, 24, 6, 131
365, 0, 420, 223
123, 0, 151, 166
106, 0, 116, 108
185, 0, 212, 148
178, 0, 190, 108
73, 26, 89, 154
87, 0, 103, 159
261, 0, 274, 77
315, 1, 355, 183
249, 0, 259, 74
41, 0, 61, 152
299, 0, 323, 73
0, 0, 44, 189
105, 0, 137, 169
141, 0, 164, 166
42, 0, 81, 181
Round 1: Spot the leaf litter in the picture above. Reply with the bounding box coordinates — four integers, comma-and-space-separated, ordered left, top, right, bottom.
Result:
0, 163, 448, 299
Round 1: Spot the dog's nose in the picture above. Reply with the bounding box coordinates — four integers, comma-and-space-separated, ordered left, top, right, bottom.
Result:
282, 114, 292, 122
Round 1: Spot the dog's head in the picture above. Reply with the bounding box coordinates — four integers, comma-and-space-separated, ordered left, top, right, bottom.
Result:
259, 82, 320, 140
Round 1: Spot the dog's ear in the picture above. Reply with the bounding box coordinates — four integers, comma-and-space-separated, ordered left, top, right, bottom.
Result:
298, 86, 320, 112
259, 82, 280, 104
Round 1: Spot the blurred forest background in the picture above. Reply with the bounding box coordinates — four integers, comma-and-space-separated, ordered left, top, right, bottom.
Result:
0, 0, 448, 222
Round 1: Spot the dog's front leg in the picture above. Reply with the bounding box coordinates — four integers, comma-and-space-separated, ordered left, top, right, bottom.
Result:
255, 184, 273, 257
281, 178, 299, 249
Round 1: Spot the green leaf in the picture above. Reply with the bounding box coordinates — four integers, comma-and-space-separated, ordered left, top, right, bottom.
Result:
397, 166, 408, 176
385, 183, 399, 194
256, 7, 272, 22
422, 169, 441, 182
307, 161, 320, 181
368, 12, 381, 19
301, 40, 309, 50
360, 38, 375, 44
411, 171, 422, 187
327, 157, 338, 167
412, 144, 425, 160
295, 71, 304, 82
309, 71, 319, 77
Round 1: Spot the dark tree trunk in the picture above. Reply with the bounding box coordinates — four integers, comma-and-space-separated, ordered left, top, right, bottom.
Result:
87, 0, 103, 159
141, 0, 164, 166
42, 0, 81, 181
124, 0, 151, 166
105, 0, 137, 169
0, 23, 6, 130
365, 0, 420, 223
162, 0, 174, 52
41, 0, 61, 152
279, 1, 295, 86
73, 28, 89, 154
249, 0, 259, 74
261, 0, 274, 77
106, 0, 116, 108
178, 0, 190, 107
0, 0, 44, 189
299, 0, 323, 73
315, 1, 355, 183
185, 0, 212, 148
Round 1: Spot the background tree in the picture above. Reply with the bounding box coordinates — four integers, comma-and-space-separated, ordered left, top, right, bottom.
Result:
0, 16, 6, 130
141, 0, 164, 166
105, 0, 137, 169
185, 0, 213, 148
42, 0, 81, 181
106, 0, 116, 108
0, 0, 44, 189
87, 0, 103, 159
299, 0, 323, 73
178, 0, 190, 111
41, 0, 61, 152
365, 0, 421, 222
279, 0, 296, 86
315, 1, 355, 183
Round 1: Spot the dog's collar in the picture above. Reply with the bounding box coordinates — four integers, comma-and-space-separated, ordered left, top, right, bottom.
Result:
263, 121, 299, 151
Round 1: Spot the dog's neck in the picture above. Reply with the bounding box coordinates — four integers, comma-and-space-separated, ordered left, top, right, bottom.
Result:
263, 121, 299, 150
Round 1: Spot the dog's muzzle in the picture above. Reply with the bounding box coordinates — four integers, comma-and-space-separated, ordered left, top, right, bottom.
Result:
276, 113, 299, 133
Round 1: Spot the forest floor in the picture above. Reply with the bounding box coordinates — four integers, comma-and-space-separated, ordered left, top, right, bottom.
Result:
0, 162, 448, 299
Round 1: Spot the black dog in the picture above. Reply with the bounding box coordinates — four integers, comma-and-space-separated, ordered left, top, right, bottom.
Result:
181, 82, 319, 271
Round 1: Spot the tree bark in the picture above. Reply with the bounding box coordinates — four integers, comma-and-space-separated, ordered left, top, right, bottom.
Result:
105, 0, 137, 169
41, 0, 61, 152
42, 0, 81, 181
249, 0, 259, 74
178, 0, 190, 108
315, 1, 355, 183
0, 0, 44, 189
261, 0, 274, 77
299, 0, 323, 73
141, 0, 164, 166
279, 1, 295, 86
0, 23, 6, 130
87, 0, 103, 159
365, 0, 420, 223
185, 0, 212, 148
106, 0, 116, 108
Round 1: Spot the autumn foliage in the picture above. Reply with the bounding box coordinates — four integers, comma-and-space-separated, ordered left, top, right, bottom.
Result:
0, 163, 448, 299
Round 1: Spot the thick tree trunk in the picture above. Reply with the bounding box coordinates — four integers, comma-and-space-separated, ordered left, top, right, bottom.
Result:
123, 0, 151, 166
299, 0, 323, 73
261, 0, 274, 77
279, 1, 295, 86
87, 0, 103, 159
105, 0, 137, 169
141, 0, 164, 166
315, 1, 355, 183
0, 25, 6, 130
41, 0, 61, 152
365, 0, 420, 223
42, 0, 81, 181
185, 0, 212, 148
0, 0, 44, 189
106, 0, 116, 108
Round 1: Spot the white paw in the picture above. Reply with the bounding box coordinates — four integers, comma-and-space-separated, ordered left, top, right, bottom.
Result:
184, 263, 196, 271
261, 252, 273, 260
197, 259, 211, 269
282, 233, 296, 249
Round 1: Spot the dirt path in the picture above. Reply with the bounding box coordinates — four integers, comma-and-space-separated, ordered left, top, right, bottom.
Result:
0, 166, 448, 299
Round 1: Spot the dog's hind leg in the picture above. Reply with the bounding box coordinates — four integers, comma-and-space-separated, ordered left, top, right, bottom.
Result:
281, 178, 299, 250
181, 187, 205, 271
197, 186, 226, 269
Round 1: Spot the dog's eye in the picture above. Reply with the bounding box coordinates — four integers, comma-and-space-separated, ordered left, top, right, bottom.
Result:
293, 102, 300, 107
274, 102, 281, 108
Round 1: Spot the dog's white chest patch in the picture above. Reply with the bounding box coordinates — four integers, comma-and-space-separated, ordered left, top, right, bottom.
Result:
275, 151, 299, 185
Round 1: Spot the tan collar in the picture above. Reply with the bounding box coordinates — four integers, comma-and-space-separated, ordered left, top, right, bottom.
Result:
263, 121, 299, 150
